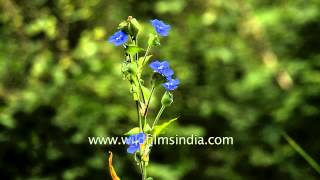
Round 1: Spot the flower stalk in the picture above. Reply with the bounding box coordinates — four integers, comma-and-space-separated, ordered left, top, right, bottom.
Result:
108, 16, 179, 180
152, 105, 166, 130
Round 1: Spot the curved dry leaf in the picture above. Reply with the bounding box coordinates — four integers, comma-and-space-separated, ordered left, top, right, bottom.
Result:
108, 151, 121, 180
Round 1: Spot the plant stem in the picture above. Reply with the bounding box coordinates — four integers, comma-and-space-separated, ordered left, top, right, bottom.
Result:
141, 45, 151, 66
152, 105, 166, 129
136, 101, 142, 132
132, 37, 146, 105
282, 131, 320, 174
143, 85, 155, 126
137, 76, 146, 104
142, 163, 147, 180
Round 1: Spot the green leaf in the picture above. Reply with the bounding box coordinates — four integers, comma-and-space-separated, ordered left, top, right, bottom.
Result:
124, 127, 140, 135
126, 45, 144, 56
146, 177, 153, 180
153, 117, 178, 136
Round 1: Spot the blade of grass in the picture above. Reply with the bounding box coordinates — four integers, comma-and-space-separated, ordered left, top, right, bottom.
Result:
282, 131, 320, 174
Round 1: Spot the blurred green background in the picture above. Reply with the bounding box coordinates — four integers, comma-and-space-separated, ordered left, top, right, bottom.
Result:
1, 0, 320, 179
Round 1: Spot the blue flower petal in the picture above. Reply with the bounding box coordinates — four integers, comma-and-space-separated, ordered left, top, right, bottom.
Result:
162, 68, 174, 79
149, 61, 162, 71
149, 60, 173, 79
136, 133, 146, 144
151, 19, 171, 36
163, 79, 180, 91
108, 30, 128, 46
126, 133, 146, 154
127, 144, 140, 154
126, 133, 146, 146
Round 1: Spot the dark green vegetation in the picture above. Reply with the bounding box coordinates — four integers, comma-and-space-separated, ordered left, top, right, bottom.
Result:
1, 0, 320, 179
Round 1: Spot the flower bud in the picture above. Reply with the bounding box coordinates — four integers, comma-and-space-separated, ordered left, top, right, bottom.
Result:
148, 34, 160, 47
161, 91, 173, 107
118, 20, 130, 34
128, 17, 141, 37
117, 16, 141, 38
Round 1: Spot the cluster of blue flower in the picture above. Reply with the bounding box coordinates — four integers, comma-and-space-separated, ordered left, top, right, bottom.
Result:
108, 19, 180, 93
108, 19, 171, 46
108, 19, 179, 155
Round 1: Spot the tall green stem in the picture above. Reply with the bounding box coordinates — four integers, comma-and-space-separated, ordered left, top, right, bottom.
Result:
130, 29, 152, 180
136, 101, 142, 132
141, 45, 151, 66
142, 162, 147, 180
132, 37, 146, 104
282, 131, 320, 174
143, 85, 155, 126
152, 105, 166, 129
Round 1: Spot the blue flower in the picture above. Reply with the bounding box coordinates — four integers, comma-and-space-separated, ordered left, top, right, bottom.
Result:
163, 79, 180, 91
151, 19, 171, 36
149, 60, 174, 79
125, 133, 146, 154
108, 30, 129, 46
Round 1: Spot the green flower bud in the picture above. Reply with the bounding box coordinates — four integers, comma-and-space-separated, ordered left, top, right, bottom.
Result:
118, 16, 141, 38
118, 20, 130, 34
161, 91, 173, 107
148, 34, 160, 47
128, 17, 141, 37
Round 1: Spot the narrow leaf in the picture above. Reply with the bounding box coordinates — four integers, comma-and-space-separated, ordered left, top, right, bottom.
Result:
153, 117, 178, 136
282, 131, 320, 174
124, 127, 140, 135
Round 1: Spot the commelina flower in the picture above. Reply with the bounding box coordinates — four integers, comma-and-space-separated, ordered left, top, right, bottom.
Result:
151, 19, 171, 36
149, 60, 174, 80
163, 79, 180, 91
108, 30, 129, 46
125, 133, 146, 154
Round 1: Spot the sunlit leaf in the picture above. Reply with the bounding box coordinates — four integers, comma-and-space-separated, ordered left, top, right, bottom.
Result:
153, 117, 178, 136
126, 45, 144, 56
124, 127, 140, 135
